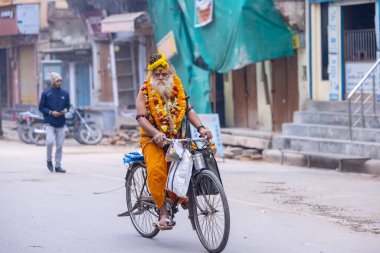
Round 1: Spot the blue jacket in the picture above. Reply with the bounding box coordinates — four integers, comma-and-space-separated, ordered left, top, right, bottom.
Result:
39, 87, 70, 127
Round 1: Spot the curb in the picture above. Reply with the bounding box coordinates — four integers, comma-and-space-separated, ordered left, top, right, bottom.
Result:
263, 149, 380, 176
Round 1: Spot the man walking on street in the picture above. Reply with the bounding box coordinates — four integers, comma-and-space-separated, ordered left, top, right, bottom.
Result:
39, 72, 70, 173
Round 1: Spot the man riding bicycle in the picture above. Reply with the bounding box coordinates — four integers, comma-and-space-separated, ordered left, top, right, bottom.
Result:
135, 53, 212, 230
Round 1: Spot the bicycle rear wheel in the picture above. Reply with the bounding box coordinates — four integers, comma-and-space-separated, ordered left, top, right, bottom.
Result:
191, 170, 230, 253
126, 164, 160, 238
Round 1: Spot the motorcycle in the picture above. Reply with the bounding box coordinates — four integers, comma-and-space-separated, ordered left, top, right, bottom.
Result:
13, 108, 44, 144
29, 106, 103, 146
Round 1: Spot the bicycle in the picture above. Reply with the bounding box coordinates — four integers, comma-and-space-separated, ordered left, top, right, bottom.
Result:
122, 137, 230, 253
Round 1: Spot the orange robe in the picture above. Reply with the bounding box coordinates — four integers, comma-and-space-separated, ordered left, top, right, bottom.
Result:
140, 129, 184, 208
140, 135, 167, 208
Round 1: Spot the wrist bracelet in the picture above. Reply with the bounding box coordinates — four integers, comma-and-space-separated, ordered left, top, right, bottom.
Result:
196, 125, 205, 132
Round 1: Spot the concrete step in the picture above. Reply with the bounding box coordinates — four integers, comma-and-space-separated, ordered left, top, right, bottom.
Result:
221, 128, 272, 150
273, 134, 380, 159
304, 100, 380, 113
294, 111, 380, 128
283, 123, 380, 142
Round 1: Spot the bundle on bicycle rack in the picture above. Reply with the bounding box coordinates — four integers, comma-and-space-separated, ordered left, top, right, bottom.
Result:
123, 152, 144, 166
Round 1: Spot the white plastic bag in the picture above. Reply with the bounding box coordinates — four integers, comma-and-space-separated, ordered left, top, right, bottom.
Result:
165, 141, 184, 162
166, 141, 193, 197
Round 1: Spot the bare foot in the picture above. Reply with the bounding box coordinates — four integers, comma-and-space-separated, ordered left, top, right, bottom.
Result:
153, 204, 173, 230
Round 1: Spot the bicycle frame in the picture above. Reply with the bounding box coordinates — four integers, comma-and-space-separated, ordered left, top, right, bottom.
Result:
124, 137, 216, 230
123, 136, 230, 252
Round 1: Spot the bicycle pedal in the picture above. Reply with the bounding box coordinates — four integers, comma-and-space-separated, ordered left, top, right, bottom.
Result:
140, 195, 154, 202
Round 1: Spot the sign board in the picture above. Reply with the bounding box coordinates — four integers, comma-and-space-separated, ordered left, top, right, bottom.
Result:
190, 114, 224, 158
157, 31, 177, 60
328, 53, 339, 100
194, 0, 213, 27
16, 4, 39, 34
328, 4, 339, 100
345, 62, 378, 94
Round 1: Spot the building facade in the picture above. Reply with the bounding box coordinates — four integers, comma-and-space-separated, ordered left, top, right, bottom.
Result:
215, 0, 308, 132
0, 1, 40, 108
309, 0, 378, 101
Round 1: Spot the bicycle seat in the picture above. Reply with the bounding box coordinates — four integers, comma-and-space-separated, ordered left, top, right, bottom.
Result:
124, 152, 144, 164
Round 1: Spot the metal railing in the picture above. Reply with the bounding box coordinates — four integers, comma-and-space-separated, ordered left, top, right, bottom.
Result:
348, 59, 380, 140
344, 29, 376, 61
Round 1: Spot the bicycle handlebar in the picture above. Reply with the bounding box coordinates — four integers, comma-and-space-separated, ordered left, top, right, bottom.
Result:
163, 137, 209, 143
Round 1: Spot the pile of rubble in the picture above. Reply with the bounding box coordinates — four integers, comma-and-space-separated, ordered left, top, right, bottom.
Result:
101, 128, 263, 161
100, 128, 140, 146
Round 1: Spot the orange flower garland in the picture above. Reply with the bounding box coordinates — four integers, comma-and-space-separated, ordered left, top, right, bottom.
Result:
141, 73, 186, 138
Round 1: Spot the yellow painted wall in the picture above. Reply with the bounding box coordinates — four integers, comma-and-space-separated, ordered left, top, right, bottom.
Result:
311, 4, 330, 101
40, 1, 48, 29
311, 3, 344, 101
223, 72, 234, 127
256, 61, 273, 131
55, 0, 68, 9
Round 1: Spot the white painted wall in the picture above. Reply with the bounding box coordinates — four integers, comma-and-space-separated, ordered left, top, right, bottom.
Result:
311, 3, 330, 101
223, 72, 234, 127
298, 47, 309, 110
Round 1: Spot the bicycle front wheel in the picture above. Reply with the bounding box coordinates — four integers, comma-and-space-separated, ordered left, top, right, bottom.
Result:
191, 170, 230, 253
126, 164, 159, 238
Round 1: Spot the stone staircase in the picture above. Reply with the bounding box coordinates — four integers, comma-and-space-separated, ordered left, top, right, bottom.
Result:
271, 100, 380, 170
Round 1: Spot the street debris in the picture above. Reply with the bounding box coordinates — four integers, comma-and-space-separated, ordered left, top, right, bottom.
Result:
259, 181, 380, 235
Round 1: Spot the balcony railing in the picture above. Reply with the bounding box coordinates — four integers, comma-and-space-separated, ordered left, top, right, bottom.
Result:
348, 59, 380, 140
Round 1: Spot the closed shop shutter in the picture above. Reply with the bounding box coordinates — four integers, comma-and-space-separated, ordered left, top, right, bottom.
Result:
19, 45, 37, 105
115, 42, 136, 109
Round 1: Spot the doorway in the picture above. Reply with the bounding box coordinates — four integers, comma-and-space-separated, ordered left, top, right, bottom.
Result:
213, 73, 226, 127
271, 54, 299, 132
342, 3, 376, 96
232, 64, 258, 129
0, 49, 8, 108
75, 62, 91, 107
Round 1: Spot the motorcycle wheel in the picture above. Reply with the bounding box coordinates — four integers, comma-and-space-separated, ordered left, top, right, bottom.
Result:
17, 123, 32, 144
77, 123, 103, 145
29, 123, 46, 146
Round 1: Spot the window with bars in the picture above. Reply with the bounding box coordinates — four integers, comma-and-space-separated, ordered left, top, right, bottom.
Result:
343, 3, 376, 62
115, 42, 137, 109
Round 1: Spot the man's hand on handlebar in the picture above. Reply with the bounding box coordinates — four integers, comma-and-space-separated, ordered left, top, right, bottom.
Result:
199, 127, 213, 139
153, 131, 166, 147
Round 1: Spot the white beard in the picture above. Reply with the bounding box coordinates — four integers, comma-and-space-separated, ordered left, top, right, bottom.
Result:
151, 75, 174, 98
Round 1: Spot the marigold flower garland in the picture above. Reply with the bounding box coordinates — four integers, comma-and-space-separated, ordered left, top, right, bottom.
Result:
141, 73, 186, 138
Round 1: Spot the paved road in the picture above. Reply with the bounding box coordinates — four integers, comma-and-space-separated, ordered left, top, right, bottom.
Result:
0, 139, 379, 253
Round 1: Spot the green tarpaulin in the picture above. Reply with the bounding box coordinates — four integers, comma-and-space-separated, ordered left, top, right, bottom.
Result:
147, 0, 293, 113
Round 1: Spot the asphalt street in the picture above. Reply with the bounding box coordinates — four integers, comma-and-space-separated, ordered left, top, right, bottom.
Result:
0, 139, 379, 253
